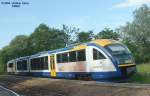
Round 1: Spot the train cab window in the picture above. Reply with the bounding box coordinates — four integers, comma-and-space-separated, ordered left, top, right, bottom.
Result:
77, 49, 86, 61
57, 54, 62, 63
93, 49, 106, 60
8, 63, 13, 67
62, 53, 68, 63
69, 51, 77, 62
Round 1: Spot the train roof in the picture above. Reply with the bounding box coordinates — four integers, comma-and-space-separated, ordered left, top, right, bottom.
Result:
7, 59, 15, 63
29, 51, 49, 58
15, 56, 30, 61
30, 39, 120, 56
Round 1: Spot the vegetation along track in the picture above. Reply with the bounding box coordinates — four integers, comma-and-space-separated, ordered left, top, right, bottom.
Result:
0, 75, 150, 96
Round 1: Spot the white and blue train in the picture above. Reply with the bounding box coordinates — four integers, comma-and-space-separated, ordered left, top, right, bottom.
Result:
7, 39, 136, 80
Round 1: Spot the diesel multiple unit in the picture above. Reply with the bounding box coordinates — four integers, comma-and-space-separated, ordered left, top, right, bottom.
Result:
7, 39, 136, 80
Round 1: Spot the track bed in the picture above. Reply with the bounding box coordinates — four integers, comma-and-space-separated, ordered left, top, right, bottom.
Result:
0, 75, 150, 96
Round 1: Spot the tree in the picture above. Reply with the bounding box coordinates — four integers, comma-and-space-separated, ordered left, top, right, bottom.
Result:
0, 50, 4, 73
9, 35, 30, 57
61, 24, 79, 45
119, 5, 150, 63
29, 24, 66, 53
0, 46, 13, 72
95, 28, 119, 40
77, 31, 94, 43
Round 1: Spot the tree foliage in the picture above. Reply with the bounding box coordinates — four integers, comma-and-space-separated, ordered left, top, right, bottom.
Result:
77, 31, 94, 43
10, 35, 29, 57
119, 5, 150, 63
61, 24, 80, 45
0, 50, 4, 73
95, 28, 119, 40
29, 24, 66, 53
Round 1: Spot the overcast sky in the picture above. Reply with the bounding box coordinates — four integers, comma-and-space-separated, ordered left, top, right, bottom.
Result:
0, 0, 150, 49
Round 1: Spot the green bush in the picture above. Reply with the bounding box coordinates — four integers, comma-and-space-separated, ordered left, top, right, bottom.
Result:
131, 63, 150, 83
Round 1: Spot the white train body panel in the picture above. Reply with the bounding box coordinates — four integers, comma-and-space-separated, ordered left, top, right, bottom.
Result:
86, 46, 116, 72
7, 60, 16, 73
57, 61, 87, 72
91, 59, 116, 72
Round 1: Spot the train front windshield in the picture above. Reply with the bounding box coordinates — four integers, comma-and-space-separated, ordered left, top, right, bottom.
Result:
105, 44, 134, 65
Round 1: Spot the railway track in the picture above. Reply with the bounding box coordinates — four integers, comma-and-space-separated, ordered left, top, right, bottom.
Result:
0, 75, 150, 96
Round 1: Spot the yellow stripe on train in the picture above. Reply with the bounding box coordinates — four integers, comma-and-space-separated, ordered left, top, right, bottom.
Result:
71, 44, 87, 51
91, 39, 119, 47
118, 64, 136, 67
70, 39, 120, 51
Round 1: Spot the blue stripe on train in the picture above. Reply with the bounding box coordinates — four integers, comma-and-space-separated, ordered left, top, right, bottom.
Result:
31, 72, 50, 77
56, 72, 121, 79
16, 72, 50, 77
28, 71, 121, 80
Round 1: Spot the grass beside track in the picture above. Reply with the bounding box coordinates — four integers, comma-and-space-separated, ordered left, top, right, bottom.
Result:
131, 62, 150, 84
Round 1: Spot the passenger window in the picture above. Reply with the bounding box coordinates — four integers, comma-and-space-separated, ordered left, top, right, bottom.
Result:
57, 54, 62, 63
62, 53, 68, 63
77, 49, 86, 61
17, 60, 28, 70
31, 58, 37, 70
69, 51, 76, 62
35, 58, 40, 70
93, 49, 106, 60
17, 61, 21, 70
30, 56, 48, 70
40, 57, 44, 69
44, 56, 48, 69
22, 60, 27, 70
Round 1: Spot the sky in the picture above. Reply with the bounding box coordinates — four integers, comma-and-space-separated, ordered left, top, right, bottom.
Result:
0, 0, 150, 49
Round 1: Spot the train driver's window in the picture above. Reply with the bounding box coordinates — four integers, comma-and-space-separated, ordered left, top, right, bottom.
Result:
93, 49, 106, 60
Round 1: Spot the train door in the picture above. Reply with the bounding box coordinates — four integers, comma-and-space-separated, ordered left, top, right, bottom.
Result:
50, 55, 56, 77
